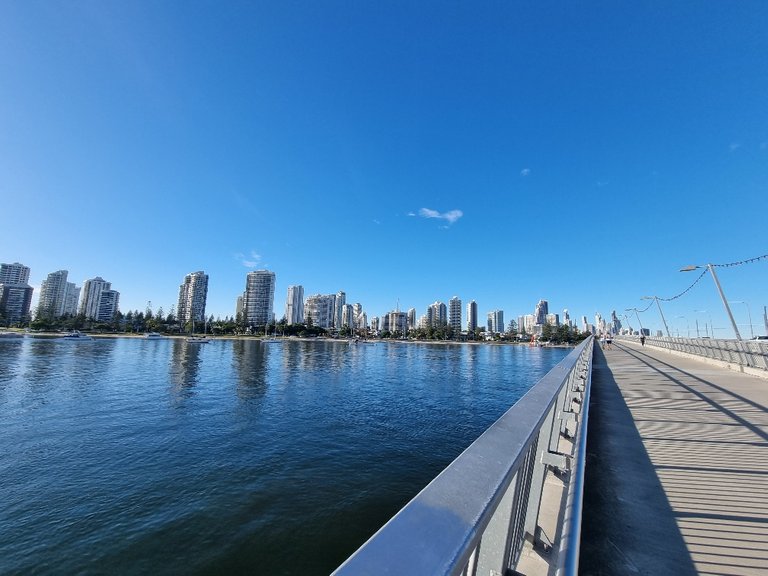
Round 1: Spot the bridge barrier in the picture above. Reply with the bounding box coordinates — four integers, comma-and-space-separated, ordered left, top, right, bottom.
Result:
618, 336, 768, 378
332, 337, 595, 576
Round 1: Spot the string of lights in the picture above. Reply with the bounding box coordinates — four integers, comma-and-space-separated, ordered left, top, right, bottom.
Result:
658, 268, 708, 302
712, 253, 768, 268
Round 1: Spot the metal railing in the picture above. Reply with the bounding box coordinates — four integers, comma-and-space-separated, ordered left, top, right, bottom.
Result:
622, 336, 768, 372
332, 337, 595, 576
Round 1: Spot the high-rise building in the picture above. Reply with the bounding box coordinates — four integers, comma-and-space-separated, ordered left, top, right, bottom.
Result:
534, 299, 549, 325
62, 283, 80, 316
0, 262, 30, 285
545, 313, 559, 327
37, 270, 70, 319
80, 277, 111, 319
0, 262, 33, 325
95, 289, 120, 322
177, 271, 209, 325
304, 294, 335, 329
487, 310, 504, 334
334, 291, 346, 330
610, 310, 622, 334
467, 300, 478, 331
243, 270, 275, 327
0, 284, 33, 324
285, 285, 305, 325
342, 304, 355, 329
353, 303, 365, 328
428, 301, 447, 328
449, 296, 462, 332
384, 311, 408, 335
407, 307, 416, 330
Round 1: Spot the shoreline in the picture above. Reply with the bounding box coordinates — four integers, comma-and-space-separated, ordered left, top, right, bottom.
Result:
7, 330, 577, 348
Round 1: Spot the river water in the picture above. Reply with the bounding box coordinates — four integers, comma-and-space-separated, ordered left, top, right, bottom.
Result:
0, 336, 569, 575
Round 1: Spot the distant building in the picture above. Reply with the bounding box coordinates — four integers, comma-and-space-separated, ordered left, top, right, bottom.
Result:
0, 262, 33, 325
428, 301, 447, 328
0, 284, 33, 325
333, 291, 346, 330
285, 285, 304, 325
342, 304, 355, 329
38, 270, 72, 319
534, 299, 549, 326
0, 262, 30, 285
407, 307, 416, 330
62, 283, 80, 316
384, 311, 408, 335
95, 289, 120, 322
304, 294, 335, 329
449, 296, 462, 332
487, 310, 504, 334
353, 303, 366, 329
177, 271, 209, 325
467, 300, 478, 332
80, 277, 112, 320
243, 270, 275, 327
611, 310, 622, 334
545, 313, 559, 327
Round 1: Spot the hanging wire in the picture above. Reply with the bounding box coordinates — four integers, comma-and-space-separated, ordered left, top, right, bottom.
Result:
658, 268, 708, 301
629, 301, 655, 314
712, 253, 768, 268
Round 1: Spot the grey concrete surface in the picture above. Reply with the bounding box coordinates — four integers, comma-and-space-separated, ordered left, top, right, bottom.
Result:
580, 340, 768, 576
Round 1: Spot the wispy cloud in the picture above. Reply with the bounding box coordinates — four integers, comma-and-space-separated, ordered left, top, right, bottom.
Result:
407, 212, 416, 217
373, 219, 381, 225
596, 180, 609, 187
418, 208, 463, 225
520, 168, 531, 177
729, 142, 741, 152
236, 250, 262, 268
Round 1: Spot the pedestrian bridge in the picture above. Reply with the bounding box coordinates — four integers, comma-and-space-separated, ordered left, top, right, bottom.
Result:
333, 337, 768, 575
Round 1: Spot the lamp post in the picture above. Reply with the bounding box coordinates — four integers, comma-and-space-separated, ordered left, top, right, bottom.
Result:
626, 307, 645, 335
693, 309, 712, 338
728, 300, 754, 339
641, 296, 670, 337
676, 315, 690, 338
681, 264, 741, 340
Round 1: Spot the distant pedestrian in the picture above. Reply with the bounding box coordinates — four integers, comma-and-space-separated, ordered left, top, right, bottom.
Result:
606, 335, 613, 349
640, 335, 646, 346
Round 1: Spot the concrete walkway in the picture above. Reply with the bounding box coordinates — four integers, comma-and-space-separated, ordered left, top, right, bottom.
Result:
580, 340, 768, 576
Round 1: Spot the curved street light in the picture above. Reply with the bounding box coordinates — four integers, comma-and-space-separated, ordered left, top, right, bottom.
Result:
625, 307, 645, 335
641, 296, 670, 338
680, 264, 741, 340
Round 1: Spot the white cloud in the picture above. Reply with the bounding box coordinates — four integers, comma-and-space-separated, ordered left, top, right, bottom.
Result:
236, 250, 262, 268
520, 168, 531, 177
729, 142, 741, 152
418, 207, 463, 225
407, 212, 416, 217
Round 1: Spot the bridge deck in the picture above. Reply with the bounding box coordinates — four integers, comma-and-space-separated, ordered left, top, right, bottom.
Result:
580, 340, 768, 576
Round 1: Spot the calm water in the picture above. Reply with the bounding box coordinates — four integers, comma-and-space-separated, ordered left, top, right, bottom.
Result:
0, 337, 569, 575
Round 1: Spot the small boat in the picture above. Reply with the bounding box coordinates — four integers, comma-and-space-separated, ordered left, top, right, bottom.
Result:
186, 318, 211, 343
61, 331, 93, 341
144, 332, 164, 339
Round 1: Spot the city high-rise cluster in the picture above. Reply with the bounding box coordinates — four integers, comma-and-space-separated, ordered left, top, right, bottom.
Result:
0, 262, 122, 325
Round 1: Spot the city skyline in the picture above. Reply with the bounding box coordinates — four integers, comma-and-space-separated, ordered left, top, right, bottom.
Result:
2, 3, 766, 338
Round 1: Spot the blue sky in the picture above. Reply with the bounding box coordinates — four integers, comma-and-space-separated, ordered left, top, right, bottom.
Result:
2, 1, 767, 338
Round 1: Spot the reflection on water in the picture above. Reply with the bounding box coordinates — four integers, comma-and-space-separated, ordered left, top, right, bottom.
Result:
169, 339, 203, 394
232, 339, 269, 400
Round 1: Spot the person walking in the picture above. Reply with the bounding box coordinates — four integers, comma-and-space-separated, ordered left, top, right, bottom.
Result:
640, 335, 646, 346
